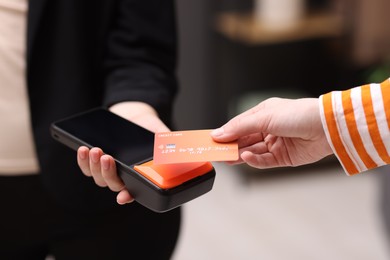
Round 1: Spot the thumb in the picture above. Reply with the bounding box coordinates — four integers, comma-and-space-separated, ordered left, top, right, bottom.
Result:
211, 112, 269, 142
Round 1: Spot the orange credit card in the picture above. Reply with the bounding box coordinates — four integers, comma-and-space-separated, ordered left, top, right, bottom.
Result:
153, 129, 238, 164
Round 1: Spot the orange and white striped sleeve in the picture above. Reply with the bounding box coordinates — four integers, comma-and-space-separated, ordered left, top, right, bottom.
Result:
319, 78, 390, 176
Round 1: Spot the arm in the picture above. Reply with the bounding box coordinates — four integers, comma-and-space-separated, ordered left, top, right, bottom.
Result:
320, 77, 390, 175
78, 0, 178, 204
103, 0, 178, 123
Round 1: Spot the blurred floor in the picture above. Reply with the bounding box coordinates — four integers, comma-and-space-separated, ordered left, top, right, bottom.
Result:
172, 161, 390, 260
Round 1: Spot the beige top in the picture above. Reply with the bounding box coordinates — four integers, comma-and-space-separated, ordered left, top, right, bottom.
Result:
0, 0, 40, 175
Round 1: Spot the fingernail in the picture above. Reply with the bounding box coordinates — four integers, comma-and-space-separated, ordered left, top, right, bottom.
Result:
79, 149, 86, 160
211, 127, 224, 137
117, 198, 134, 205
90, 151, 99, 163
101, 157, 110, 170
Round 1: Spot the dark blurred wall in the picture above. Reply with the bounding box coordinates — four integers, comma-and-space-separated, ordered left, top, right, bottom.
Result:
174, 0, 215, 130
174, 0, 390, 130
173, 0, 342, 130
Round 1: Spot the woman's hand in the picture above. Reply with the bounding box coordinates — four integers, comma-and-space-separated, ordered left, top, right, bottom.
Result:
211, 98, 333, 169
77, 102, 170, 204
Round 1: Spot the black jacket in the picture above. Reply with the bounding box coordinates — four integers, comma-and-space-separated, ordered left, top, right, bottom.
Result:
26, 0, 178, 210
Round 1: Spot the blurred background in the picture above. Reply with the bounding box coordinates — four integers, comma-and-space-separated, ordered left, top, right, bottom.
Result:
171, 0, 390, 259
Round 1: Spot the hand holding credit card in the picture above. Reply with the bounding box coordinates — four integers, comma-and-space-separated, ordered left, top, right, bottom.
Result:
154, 129, 238, 164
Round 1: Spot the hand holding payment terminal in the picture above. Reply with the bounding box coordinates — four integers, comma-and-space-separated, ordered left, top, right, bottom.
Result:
50, 108, 215, 213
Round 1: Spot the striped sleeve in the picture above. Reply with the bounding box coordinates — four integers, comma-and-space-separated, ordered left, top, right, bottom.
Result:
319, 77, 390, 175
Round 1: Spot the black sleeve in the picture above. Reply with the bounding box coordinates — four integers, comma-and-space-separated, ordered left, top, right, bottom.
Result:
103, 0, 178, 123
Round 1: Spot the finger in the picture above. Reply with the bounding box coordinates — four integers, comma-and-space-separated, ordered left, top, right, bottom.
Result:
100, 155, 126, 192
117, 190, 134, 205
237, 132, 265, 149
89, 147, 107, 187
231, 141, 269, 167
224, 159, 244, 165
211, 112, 270, 143
239, 141, 269, 155
77, 146, 92, 176
241, 136, 294, 168
224, 139, 268, 166
241, 151, 280, 169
